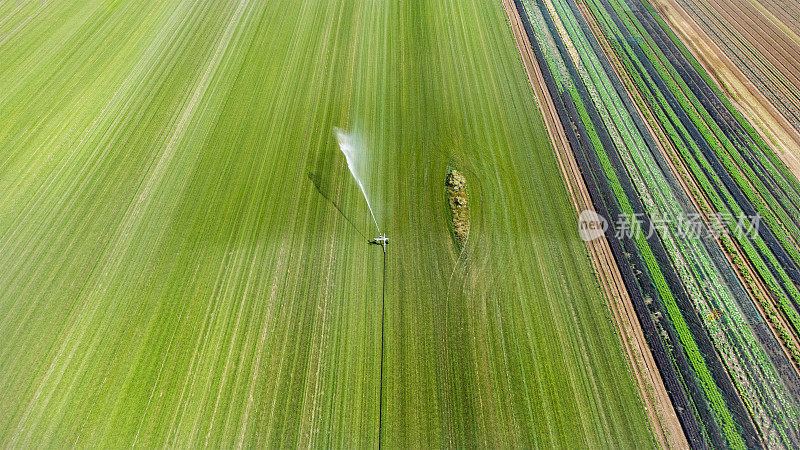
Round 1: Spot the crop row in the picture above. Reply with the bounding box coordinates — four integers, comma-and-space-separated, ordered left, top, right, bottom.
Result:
573, 0, 800, 443
638, 1, 800, 206
515, 1, 709, 444
580, 0, 800, 442
595, 0, 800, 365
622, 0, 800, 278
637, 2, 800, 365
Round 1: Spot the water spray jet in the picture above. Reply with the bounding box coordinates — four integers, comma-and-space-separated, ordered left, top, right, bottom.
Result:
335, 127, 387, 248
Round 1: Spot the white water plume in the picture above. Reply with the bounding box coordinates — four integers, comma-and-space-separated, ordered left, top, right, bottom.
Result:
335, 127, 380, 233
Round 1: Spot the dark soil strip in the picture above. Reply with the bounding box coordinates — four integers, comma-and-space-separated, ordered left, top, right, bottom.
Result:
589, 2, 765, 444
630, 0, 800, 234
606, 0, 800, 307
628, 0, 800, 407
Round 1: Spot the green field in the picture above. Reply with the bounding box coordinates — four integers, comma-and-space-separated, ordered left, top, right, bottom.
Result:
0, 0, 652, 446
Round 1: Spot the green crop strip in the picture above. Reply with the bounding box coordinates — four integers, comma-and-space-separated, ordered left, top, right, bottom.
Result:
608, 0, 800, 340
591, 9, 800, 367
648, 1, 800, 196
607, 0, 800, 268
585, 0, 800, 341
565, 2, 799, 437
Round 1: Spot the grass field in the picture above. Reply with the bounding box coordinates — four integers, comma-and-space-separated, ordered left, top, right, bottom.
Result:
0, 0, 652, 446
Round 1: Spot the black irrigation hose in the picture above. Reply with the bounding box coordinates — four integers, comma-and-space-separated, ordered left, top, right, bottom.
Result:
378, 247, 386, 449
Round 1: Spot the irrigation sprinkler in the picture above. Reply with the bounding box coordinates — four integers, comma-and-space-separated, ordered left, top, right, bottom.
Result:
335, 127, 381, 234
369, 233, 389, 252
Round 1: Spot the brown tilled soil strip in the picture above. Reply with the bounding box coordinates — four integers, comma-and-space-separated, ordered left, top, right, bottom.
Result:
502, 2, 686, 448
751, 0, 800, 42
745, 0, 800, 47
649, 0, 800, 179
703, 0, 800, 86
